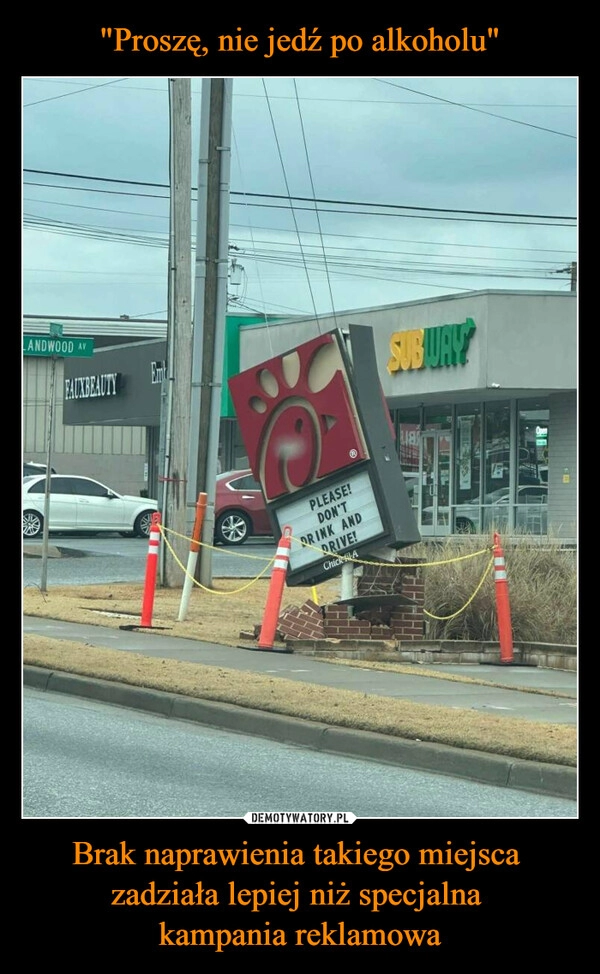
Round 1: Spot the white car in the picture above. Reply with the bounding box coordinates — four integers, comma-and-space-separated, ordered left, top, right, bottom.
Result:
423, 484, 548, 533
22, 474, 158, 539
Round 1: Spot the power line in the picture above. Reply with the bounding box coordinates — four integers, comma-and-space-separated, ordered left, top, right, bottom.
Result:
229, 203, 573, 228
23, 208, 576, 279
374, 79, 577, 140
23, 191, 574, 230
23, 216, 575, 282
23, 197, 576, 259
292, 77, 337, 324
262, 79, 321, 326
23, 78, 129, 108
22, 222, 570, 286
230, 192, 576, 223
25, 79, 576, 109
229, 225, 575, 256
23, 169, 576, 222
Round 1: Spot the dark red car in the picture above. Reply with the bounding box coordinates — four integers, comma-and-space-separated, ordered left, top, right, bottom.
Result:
214, 469, 273, 545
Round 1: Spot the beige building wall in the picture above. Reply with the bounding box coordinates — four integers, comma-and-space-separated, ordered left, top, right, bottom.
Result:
23, 356, 147, 497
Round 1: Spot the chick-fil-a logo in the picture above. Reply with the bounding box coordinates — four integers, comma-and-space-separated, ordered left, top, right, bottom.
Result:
228, 331, 369, 501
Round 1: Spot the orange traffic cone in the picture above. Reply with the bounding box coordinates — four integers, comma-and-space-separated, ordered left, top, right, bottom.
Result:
140, 512, 162, 628
253, 526, 293, 654
493, 531, 514, 664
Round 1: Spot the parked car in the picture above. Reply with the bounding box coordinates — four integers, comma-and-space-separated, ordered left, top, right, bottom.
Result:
23, 461, 56, 478
22, 474, 158, 539
485, 484, 548, 533
214, 468, 420, 545
214, 469, 273, 545
424, 484, 548, 533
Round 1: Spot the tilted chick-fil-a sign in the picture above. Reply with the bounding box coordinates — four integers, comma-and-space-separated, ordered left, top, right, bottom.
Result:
228, 331, 368, 502
228, 326, 420, 587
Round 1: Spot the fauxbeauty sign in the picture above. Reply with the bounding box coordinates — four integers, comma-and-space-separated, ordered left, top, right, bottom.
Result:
64, 373, 120, 399
387, 318, 476, 374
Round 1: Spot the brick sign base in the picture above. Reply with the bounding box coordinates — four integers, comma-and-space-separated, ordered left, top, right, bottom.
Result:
257, 560, 425, 643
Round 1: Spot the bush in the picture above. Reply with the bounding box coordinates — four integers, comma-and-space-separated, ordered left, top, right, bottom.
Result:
422, 536, 577, 645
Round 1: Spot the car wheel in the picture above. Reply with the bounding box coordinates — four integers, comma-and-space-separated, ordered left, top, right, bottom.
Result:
23, 510, 43, 539
134, 510, 155, 538
216, 511, 251, 545
455, 517, 476, 534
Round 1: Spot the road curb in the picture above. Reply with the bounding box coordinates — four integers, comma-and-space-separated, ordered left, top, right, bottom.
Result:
23, 544, 63, 558
24, 665, 577, 801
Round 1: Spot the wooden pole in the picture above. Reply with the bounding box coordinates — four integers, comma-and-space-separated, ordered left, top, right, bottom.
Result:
188, 78, 233, 589
162, 78, 192, 587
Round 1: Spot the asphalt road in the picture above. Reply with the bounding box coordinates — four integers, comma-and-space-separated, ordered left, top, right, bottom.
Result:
23, 687, 576, 818
23, 535, 275, 586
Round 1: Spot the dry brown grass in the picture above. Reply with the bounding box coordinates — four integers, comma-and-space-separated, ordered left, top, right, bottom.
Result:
22, 579, 576, 767
22, 577, 341, 646
423, 536, 577, 644
22, 635, 575, 766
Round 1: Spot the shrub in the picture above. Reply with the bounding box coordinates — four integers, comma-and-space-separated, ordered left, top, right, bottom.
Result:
422, 535, 577, 645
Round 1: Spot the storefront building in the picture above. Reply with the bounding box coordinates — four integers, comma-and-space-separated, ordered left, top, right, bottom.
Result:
236, 290, 576, 541
22, 313, 283, 500
23, 291, 576, 541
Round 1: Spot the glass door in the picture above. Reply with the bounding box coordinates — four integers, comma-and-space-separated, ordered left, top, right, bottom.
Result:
419, 431, 452, 536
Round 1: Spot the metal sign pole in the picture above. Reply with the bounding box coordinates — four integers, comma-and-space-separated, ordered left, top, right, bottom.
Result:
23, 323, 95, 593
40, 354, 57, 593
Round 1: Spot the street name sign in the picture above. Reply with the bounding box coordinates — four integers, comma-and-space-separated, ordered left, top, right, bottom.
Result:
23, 335, 95, 358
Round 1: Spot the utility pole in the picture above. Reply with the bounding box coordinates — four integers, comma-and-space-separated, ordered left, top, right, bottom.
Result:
187, 78, 233, 588
554, 260, 577, 292
160, 78, 192, 587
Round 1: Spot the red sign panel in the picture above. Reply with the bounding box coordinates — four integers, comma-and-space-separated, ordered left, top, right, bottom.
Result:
228, 331, 369, 501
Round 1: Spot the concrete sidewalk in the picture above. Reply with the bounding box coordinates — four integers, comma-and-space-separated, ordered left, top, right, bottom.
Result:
23, 615, 577, 801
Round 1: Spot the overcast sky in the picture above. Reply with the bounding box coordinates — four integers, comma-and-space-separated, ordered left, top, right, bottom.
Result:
22, 76, 577, 322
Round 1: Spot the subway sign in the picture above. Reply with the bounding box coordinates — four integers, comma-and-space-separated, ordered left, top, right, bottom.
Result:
387, 318, 476, 374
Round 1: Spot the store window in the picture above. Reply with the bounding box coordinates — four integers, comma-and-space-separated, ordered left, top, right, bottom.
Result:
395, 408, 421, 512
516, 400, 549, 534
518, 400, 549, 486
420, 407, 451, 533
424, 405, 451, 431
454, 405, 481, 532
483, 402, 511, 532
395, 408, 420, 475
484, 402, 511, 495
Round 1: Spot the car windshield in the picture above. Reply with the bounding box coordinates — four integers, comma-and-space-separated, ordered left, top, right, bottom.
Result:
23, 463, 55, 475
485, 486, 547, 504
485, 488, 510, 504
